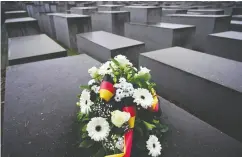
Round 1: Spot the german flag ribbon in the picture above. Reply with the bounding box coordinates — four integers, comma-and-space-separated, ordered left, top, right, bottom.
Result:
105, 106, 136, 157
99, 75, 115, 102
149, 88, 160, 112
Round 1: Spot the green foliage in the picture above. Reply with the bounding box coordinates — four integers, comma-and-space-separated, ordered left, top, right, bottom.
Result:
80, 85, 91, 90
79, 139, 95, 148
93, 147, 105, 157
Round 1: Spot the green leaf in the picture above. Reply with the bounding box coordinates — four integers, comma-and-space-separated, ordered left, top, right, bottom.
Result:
93, 147, 105, 157
79, 140, 95, 148
152, 119, 159, 124
81, 132, 88, 139
77, 112, 84, 121
143, 120, 156, 130
80, 85, 90, 90
160, 125, 169, 133
82, 124, 87, 132
135, 126, 144, 137
111, 58, 120, 66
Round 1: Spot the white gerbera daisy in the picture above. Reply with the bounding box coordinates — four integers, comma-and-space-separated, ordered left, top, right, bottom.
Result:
98, 61, 113, 76
114, 55, 133, 67
79, 90, 94, 114
91, 85, 100, 94
132, 88, 153, 109
86, 117, 110, 141
146, 135, 162, 157
88, 79, 96, 86
88, 66, 98, 78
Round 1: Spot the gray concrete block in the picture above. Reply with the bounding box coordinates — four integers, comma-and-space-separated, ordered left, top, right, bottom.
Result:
162, 8, 187, 16
50, 3, 57, 12
122, 6, 162, 24
91, 11, 130, 36
26, 3, 34, 17
125, 22, 195, 51
5, 10, 28, 19
139, 46, 242, 142
5, 17, 40, 38
232, 15, 242, 21
70, 7, 98, 15
162, 14, 231, 51
76, 31, 145, 67
44, 3, 50, 12
3, 53, 242, 157
230, 20, 242, 32
187, 9, 225, 15
98, 5, 124, 11
3, 54, 101, 157
205, 31, 242, 62
53, 14, 92, 50
8, 34, 67, 65
57, 3, 76, 13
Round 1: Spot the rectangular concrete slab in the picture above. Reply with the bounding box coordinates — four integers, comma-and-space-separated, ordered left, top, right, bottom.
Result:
70, 7, 98, 15
139, 46, 242, 142
5, 17, 40, 38
232, 15, 242, 21
162, 8, 187, 16
125, 22, 195, 51
205, 31, 242, 62
76, 31, 145, 67
53, 13, 92, 50
98, 4, 124, 11
3, 54, 242, 157
230, 20, 242, 32
5, 10, 28, 19
162, 14, 231, 51
8, 34, 67, 65
187, 9, 224, 15
91, 11, 130, 36
123, 6, 162, 24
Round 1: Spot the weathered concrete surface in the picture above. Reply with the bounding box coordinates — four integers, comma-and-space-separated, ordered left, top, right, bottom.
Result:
122, 6, 162, 24
76, 31, 145, 67
5, 17, 40, 38
26, 3, 35, 17
125, 22, 195, 51
50, 3, 58, 12
3, 54, 242, 157
4, 10, 28, 19
139, 46, 242, 142
205, 31, 242, 62
187, 9, 225, 15
53, 14, 92, 50
42, 13, 64, 39
162, 8, 187, 16
70, 7, 97, 15
3, 55, 100, 157
230, 20, 242, 32
232, 15, 242, 21
162, 14, 231, 51
8, 34, 67, 65
92, 11, 130, 36
98, 4, 124, 11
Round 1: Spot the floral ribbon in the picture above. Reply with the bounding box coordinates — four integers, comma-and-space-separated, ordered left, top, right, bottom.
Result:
105, 106, 136, 157
149, 88, 159, 112
99, 75, 115, 102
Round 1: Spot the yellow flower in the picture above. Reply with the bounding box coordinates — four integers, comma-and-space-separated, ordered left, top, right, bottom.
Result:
111, 110, 130, 128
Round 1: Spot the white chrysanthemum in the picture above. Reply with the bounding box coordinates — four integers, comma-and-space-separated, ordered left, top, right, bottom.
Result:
119, 77, 126, 83
114, 55, 133, 67
115, 137, 124, 151
132, 88, 153, 109
114, 95, 121, 102
79, 90, 94, 114
116, 88, 124, 97
86, 117, 110, 141
88, 66, 98, 78
98, 61, 113, 76
88, 79, 96, 86
114, 83, 121, 88
138, 66, 150, 75
146, 135, 162, 157
91, 85, 100, 94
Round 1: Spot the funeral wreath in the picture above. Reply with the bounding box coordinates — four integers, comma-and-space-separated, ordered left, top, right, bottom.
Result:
77, 55, 168, 157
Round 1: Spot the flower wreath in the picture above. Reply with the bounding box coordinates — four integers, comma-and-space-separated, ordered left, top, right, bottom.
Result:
77, 55, 168, 157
